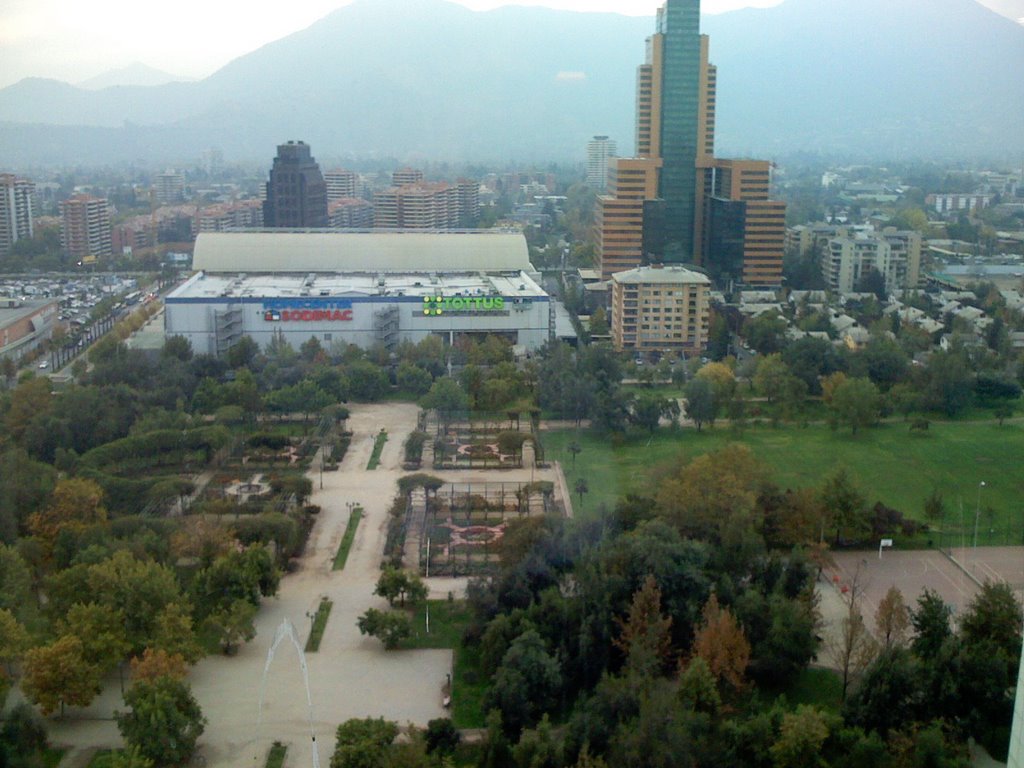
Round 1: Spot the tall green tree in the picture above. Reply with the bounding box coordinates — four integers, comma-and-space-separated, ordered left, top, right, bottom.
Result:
116, 676, 206, 767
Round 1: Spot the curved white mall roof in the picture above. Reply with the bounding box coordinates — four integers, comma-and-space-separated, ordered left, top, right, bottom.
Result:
193, 230, 531, 273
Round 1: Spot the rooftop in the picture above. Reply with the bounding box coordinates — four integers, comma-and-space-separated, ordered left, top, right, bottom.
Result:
192, 230, 531, 274
167, 269, 547, 302
611, 265, 711, 286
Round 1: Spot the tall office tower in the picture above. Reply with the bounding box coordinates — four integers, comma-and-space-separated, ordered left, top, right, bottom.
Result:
599, 0, 703, 278
325, 169, 359, 202
392, 168, 424, 187
586, 136, 618, 190
155, 170, 186, 204
703, 159, 785, 286
656, 0, 702, 262
61, 195, 112, 260
263, 141, 328, 228
597, 158, 662, 280
0, 174, 35, 259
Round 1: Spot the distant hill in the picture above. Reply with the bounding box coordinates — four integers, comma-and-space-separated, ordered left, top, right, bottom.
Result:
0, 0, 1021, 166
77, 63, 194, 90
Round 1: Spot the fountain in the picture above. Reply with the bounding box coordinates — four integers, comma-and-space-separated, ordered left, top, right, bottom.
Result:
257, 619, 321, 768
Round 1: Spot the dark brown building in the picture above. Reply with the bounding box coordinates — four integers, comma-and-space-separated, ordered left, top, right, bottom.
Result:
264, 141, 328, 228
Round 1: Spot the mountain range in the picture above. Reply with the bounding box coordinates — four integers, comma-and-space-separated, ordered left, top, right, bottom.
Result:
0, 0, 1021, 167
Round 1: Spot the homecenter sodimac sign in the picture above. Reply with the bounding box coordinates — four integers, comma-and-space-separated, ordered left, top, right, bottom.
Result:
263, 298, 353, 322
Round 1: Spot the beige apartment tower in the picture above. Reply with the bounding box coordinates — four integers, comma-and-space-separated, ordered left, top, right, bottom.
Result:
611, 265, 710, 354
61, 195, 112, 261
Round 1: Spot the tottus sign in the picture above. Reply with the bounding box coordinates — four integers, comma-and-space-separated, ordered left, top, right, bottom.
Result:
421, 295, 507, 316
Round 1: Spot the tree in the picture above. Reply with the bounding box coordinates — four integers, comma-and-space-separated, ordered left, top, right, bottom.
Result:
923, 489, 945, 523
567, 440, 581, 470
374, 568, 428, 608
424, 718, 460, 756
745, 312, 788, 355
692, 593, 751, 693
22, 635, 102, 716
684, 378, 715, 432
632, 392, 678, 433
161, 335, 193, 362
202, 599, 257, 655
346, 360, 390, 401
116, 676, 206, 767
770, 705, 834, 768
827, 565, 878, 701
874, 586, 910, 651
420, 377, 468, 414
396, 362, 433, 396
357, 608, 412, 649
330, 717, 401, 768
588, 306, 609, 336
58, 602, 131, 674
150, 602, 202, 663
225, 335, 259, 369
828, 377, 880, 434
0, 608, 31, 674
695, 361, 736, 405
86, 550, 182, 655
486, 629, 562, 737
574, 478, 589, 511
910, 588, 952, 659
959, 580, 1023, 670
613, 574, 673, 680
130, 648, 188, 684
27, 477, 107, 553
753, 354, 791, 403
479, 709, 515, 768
819, 467, 869, 545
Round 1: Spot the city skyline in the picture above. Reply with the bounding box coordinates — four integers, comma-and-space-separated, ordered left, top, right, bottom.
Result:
3, 0, 1020, 90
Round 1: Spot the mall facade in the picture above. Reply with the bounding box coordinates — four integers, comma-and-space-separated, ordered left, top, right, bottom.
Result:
164, 230, 553, 357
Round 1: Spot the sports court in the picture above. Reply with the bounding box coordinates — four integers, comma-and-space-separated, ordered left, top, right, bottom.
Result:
830, 546, 1024, 623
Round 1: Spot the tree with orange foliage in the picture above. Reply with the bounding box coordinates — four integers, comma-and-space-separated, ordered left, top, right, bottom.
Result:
27, 477, 107, 553
613, 574, 674, 680
691, 594, 751, 693
130, 648, 188, 684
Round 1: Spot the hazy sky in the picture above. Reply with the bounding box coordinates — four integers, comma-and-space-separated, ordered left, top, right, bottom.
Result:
0, 0, 1020, 89
0, 0, 772, 88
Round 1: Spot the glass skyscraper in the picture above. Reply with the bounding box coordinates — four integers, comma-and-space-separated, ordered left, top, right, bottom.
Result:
656, 0, 702, 262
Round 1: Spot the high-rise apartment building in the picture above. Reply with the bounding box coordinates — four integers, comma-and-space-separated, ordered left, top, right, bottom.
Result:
373, 181, 477, 230
325, 169, 359, 202
392, 168, 424, 187
0, 174, 35, 259
197, 200, 265, 232
263, 141, 328, 228
586, 136, 618, 190
61, 195, 112, 261
328, 198, 374, 229
155, 170, 186, 204
822, 228, 921, 294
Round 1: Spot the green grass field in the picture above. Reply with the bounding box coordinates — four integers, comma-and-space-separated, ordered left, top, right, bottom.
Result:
304, 597, 333, 653
367, 430, 388, 470
544, 419, 1024, 543
332, 506, 363, 570
406, 600, 487, 728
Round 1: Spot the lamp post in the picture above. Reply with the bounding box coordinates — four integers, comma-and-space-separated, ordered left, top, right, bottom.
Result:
973, 480, 986, 556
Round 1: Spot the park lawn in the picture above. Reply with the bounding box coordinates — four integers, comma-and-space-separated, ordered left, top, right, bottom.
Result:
406, 601, 487, 729
543, 419, 1024, 542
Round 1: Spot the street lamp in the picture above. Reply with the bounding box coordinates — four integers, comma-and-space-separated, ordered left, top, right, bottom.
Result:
973, 480, 986, 554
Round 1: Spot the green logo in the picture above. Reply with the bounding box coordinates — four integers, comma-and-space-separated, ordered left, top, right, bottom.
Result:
422, 295, 505, 316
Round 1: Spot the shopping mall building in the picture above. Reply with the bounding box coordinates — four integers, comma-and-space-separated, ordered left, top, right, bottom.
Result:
164, 230, 554, 357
